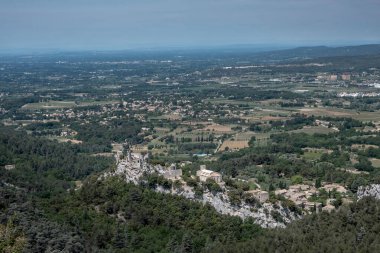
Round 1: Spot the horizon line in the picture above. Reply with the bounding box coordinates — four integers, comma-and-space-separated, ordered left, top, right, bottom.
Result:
1, 42, 380, 55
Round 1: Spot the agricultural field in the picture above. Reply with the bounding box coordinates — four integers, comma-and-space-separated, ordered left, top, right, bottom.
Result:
371, 158, 380, 168
302, 151, 323, 160
219, 140, 249, 151
290, 125, 338, 135
2, 44, 380, 253
21, 100, 120, 110
203, 124, 233, 133
21, 101, 77, 110
299, 107, 380, 121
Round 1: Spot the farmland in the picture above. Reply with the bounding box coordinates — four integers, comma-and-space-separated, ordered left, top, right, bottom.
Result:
2, 47, 380, 252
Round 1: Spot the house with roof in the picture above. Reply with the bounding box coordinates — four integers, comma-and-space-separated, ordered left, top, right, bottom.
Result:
196, 165, 222, 183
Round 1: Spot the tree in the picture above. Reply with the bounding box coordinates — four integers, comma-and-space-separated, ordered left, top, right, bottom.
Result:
248, 136, 256, 146
205, 179, 222, 195
354, 157, 374, 172
180, 233, 193, 253
0, 218, 26, 253
291, 175, 303, 185
315, 178, 322, 188
350, 177, 367, 193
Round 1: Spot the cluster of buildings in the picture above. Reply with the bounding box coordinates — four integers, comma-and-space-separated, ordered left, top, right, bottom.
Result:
116, 148, 353, 213
60, 129, 78, 137
314, 119, 339, 131
316, 73, 351, 82
116, 146, 226, 187
113, 146, 353, 215
275, 183, 347, 212
196, 166, 271, 204
275, 184, 319, 211
315, 119, 332, 128
337, 92, 380, 98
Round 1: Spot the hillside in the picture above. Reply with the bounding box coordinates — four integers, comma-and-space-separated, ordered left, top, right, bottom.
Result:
209, 197, 380, 253
253, 44, 380, 62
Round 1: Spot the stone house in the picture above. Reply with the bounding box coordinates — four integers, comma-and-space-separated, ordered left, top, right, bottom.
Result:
4, 165, 15, 170
246, 190, 269, 203
322, 183, 347, 194
196, 165, 222, 183
322, 204, 336, 213
163, 164, 183, 180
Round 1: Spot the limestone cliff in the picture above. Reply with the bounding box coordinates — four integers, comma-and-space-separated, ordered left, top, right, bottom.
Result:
357, 184, 380, 200
103, 152, 301, 228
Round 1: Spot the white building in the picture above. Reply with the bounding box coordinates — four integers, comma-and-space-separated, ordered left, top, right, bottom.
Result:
196, 165, 222, 183
4, 165, 15, 170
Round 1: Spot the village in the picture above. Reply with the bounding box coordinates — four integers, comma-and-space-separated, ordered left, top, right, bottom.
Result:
2, 40, 380, 251
2, 59, 377, 229
2, 46, 380, 234
105, 145, 299, 228
105, 142, 351, 226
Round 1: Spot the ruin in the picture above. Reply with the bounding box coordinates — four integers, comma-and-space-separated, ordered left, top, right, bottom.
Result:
163, 163, 183, 180
246, 190, 269, 203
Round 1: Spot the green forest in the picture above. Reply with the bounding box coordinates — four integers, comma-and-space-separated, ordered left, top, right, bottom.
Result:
1, 125, 380, 252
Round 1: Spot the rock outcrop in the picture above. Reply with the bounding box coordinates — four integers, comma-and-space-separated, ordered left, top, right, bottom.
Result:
103, 151, 301, 228
357, 184, 380, 200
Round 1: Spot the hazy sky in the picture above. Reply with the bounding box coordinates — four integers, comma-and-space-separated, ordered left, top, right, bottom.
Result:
1, 0, 380, 51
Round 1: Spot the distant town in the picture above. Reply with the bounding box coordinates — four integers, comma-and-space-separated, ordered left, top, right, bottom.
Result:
2, 45, 380, 252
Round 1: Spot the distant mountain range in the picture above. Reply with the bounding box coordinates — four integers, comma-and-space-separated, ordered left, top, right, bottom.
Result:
2, 44, 380, 63
253, 44, 380, 61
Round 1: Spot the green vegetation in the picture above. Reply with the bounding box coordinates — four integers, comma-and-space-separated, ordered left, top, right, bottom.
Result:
1, 47, 380, 252
208, 197, 380, 253
0, 218, 26, 253
0, 126, 262, 252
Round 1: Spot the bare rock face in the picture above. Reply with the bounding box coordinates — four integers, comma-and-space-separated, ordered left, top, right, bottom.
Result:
157, 185, 297, 228
200, 191, 297, 228
104, 152, 301, 228
357, 184, 380, 200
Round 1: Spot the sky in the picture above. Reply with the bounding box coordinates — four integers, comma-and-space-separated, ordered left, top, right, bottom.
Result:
1, 0, 380, 51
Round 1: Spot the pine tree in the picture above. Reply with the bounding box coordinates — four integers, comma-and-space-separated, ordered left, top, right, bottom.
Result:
180, 233, 193, 253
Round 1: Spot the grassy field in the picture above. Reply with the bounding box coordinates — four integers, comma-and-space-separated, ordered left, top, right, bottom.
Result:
48, 136, 83, 144
298, 107, 380, 121
234, 131, 256, 141
204, 98, 258, 107
203, 124, 233, 133
302, 151, 324, 160
290, 126, 338, 135
351, 111, 380, 121
21, 100, 120, 110
219, 140, 249, 152
370, 158, 380, 168
351, 144, 379, 150
250, 133, 270, 147
22, 101, 77, 109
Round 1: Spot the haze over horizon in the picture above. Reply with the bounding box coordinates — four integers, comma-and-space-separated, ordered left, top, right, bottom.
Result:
1, 0, 380, 52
